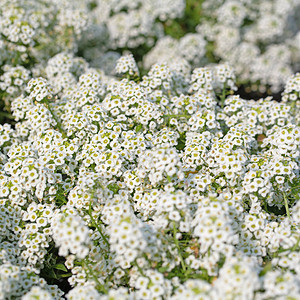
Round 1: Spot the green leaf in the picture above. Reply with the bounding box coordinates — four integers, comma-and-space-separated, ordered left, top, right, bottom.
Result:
53, 263, 68, 272
259, 262, 272, 276
135, 124, 143, 133
176, 134, 186, 151
45, 268, 58, 279
107, 183, 120, 194
158, 266, 169, 273
59, 272, 72, 278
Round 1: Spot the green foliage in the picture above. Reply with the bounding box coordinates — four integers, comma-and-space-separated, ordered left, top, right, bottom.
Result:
164, 0, 204, 39
107, 183, 120, 194
40, 248, 71, 283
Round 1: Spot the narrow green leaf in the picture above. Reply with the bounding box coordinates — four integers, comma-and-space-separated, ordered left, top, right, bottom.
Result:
53, 263, 68, 272
135, 124, 143, 133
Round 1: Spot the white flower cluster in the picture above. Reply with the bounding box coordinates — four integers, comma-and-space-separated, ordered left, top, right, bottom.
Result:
0, 0, 299, 297
0, 0, 88, 58
0, 50, 299, 299
45, 53, 89, 95
91, 0, 184, 49
282, 73, 300, 125
282, 73, 300, 103
21, 286, 54, 300
0, 0, 89, 110
195, 0, 300, 92
51, 209, 92, 260
115, 54, 139, 77
0, 263, 63, 299
1, 0, 299, 119
0, 65, 30, 109
143, 35, 207, 69
141, 0, 299, 92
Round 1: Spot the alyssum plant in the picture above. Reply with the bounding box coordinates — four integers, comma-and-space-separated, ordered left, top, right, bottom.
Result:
0, 52, 299, 299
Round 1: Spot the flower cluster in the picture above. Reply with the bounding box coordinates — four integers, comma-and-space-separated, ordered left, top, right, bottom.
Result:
143, 34, 207, 69
1, 0, 299, 119
0, 52, 299, 298
142, 0, 299, 92
195, 0, 300, 92
89, 0, 184, 49
0, 0, 89, 111
115, 54, 139, 77
51, 208, 92, 259
0, 263, 63, 299
0, 65, 30, 109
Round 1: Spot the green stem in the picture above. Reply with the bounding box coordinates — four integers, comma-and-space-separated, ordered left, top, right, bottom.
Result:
282, 190, 290, 219
88, 201, 110, 247
199, 155, 209, 168
84, 260, 108, 294
133, 261, 146, 277
45, 101, 67, 138
0, 111, 14, 119
291, 237, 299, 251
167, 175, 172, 183
263, 200, 269, 213
220, 85, 227, 109
172, 221, 186, 272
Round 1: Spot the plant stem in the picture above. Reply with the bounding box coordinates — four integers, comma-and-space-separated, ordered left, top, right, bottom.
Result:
84, 259, 108, 294
88, 201, 110, 247
133, 261, 146, 277
220, 85, 227, 109
172, 221, 186, 272
45, 101, 67, 138
282, 190, 290, 219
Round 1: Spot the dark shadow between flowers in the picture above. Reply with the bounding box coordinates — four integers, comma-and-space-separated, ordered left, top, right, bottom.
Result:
236, 85, 283, 102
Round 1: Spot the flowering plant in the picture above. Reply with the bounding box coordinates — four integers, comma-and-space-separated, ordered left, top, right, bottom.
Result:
0, 52, 299, 299
0, 0, 299, 299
